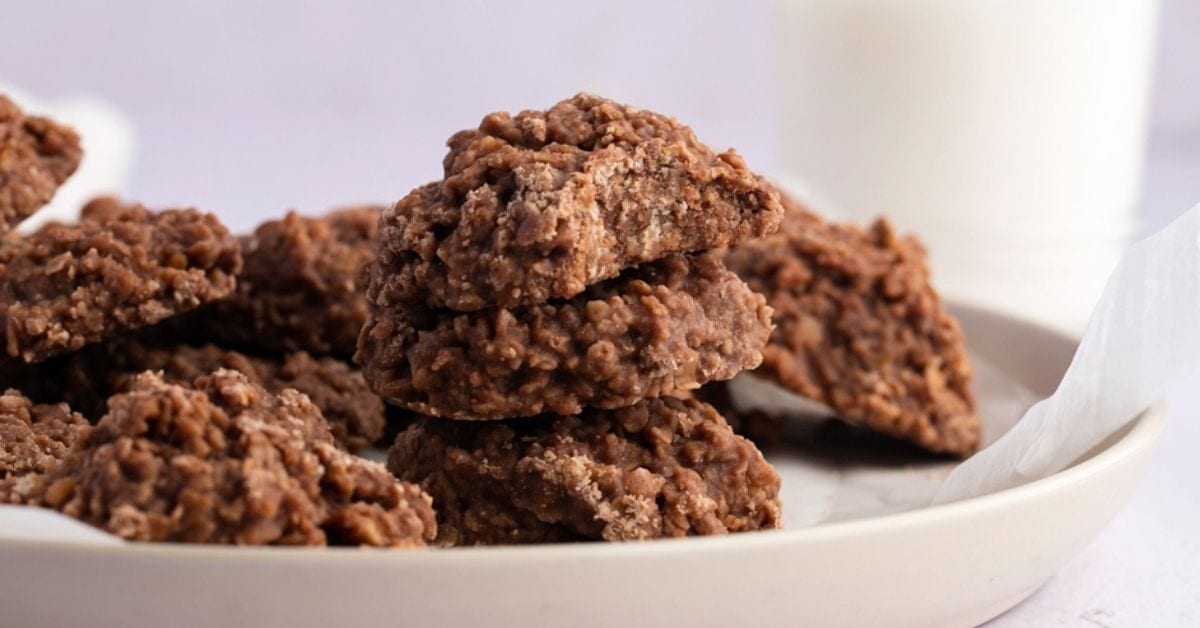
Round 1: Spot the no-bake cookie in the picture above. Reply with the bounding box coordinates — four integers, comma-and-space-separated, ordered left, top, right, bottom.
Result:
16, 336, 387, 451
189, 206, 381, 357
369, 92, 783, 312
0, 95, 83, 233
103, 341, 386, 451
722, 195, 979, 457
0, 391, 89, 479
0, 201, 242, 363
1, 370, 435, 547
359, 252, 773, 419
389, 395, 781, 545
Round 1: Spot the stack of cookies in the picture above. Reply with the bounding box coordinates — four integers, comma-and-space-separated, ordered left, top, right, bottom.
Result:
358, 94, 787, 544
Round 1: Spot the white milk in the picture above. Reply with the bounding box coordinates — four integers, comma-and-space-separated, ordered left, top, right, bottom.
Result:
773, 0, 1159, 333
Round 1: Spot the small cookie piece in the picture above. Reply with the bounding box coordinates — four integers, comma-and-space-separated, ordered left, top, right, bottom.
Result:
189, 207, 381, 357
722, 196, 980, 457
1, 370, 436, 547
359, 252, 773, 419
371, 92, 783, 312
0, 95, 83, 233
389, 396, 781, 545
0, 391, 89, 478
0, 201, 242, 363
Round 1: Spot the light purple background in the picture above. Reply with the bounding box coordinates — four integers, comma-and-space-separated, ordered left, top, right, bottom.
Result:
3, 1, 780, 233
3, 1, 1198, 625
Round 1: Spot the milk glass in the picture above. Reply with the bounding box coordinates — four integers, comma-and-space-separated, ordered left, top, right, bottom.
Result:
774, 0, 1159, 333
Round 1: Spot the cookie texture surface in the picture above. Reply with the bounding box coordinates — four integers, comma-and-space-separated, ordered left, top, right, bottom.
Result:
722, 196, 979, 457
369, 92, 782, 311
359, 252, 773, 419
103, 341, 386, 451
0, 95, 82, 233
0, 391, 89, 478
13, 336, 387, 451
191, 207, 381, 357
0, 200, 242, 363
388, 396, 781, 545
1, 370, 435, 547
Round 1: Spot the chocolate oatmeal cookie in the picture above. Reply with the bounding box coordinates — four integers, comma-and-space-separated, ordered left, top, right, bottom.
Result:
190, 207, 381, 357
0, 95, 82, 233
370, 93, 783, 312
112, 343, 386, 451
359, 252, 773, 419
0, 391, 89, 478
389, 395, 781, 545
722, 196, 980, 457
35, 337, 387, 451
0, 201, 242, 363
1, 370, 436, 547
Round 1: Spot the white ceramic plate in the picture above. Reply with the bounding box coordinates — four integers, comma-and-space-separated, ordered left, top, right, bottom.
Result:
0, 304, 1164, 628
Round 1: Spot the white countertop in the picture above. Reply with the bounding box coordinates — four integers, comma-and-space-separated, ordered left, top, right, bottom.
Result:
991, 373, 1200, 626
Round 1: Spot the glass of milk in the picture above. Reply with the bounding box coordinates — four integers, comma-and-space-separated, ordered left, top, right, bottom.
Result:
773, 0, 1159, 333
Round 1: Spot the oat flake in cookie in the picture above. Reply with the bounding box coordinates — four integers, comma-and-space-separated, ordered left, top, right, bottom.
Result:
722, 194, 980, 457
0, 200, 242, 363
1, 370, 436, 547
0, 391, 89, 479
0, 95, 83, 233
389, 395, 781, 545
359, 252, 773, 419
370, 92, 783, 312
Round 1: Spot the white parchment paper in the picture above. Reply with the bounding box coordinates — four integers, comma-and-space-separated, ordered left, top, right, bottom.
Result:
937, 204, 1200, 503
